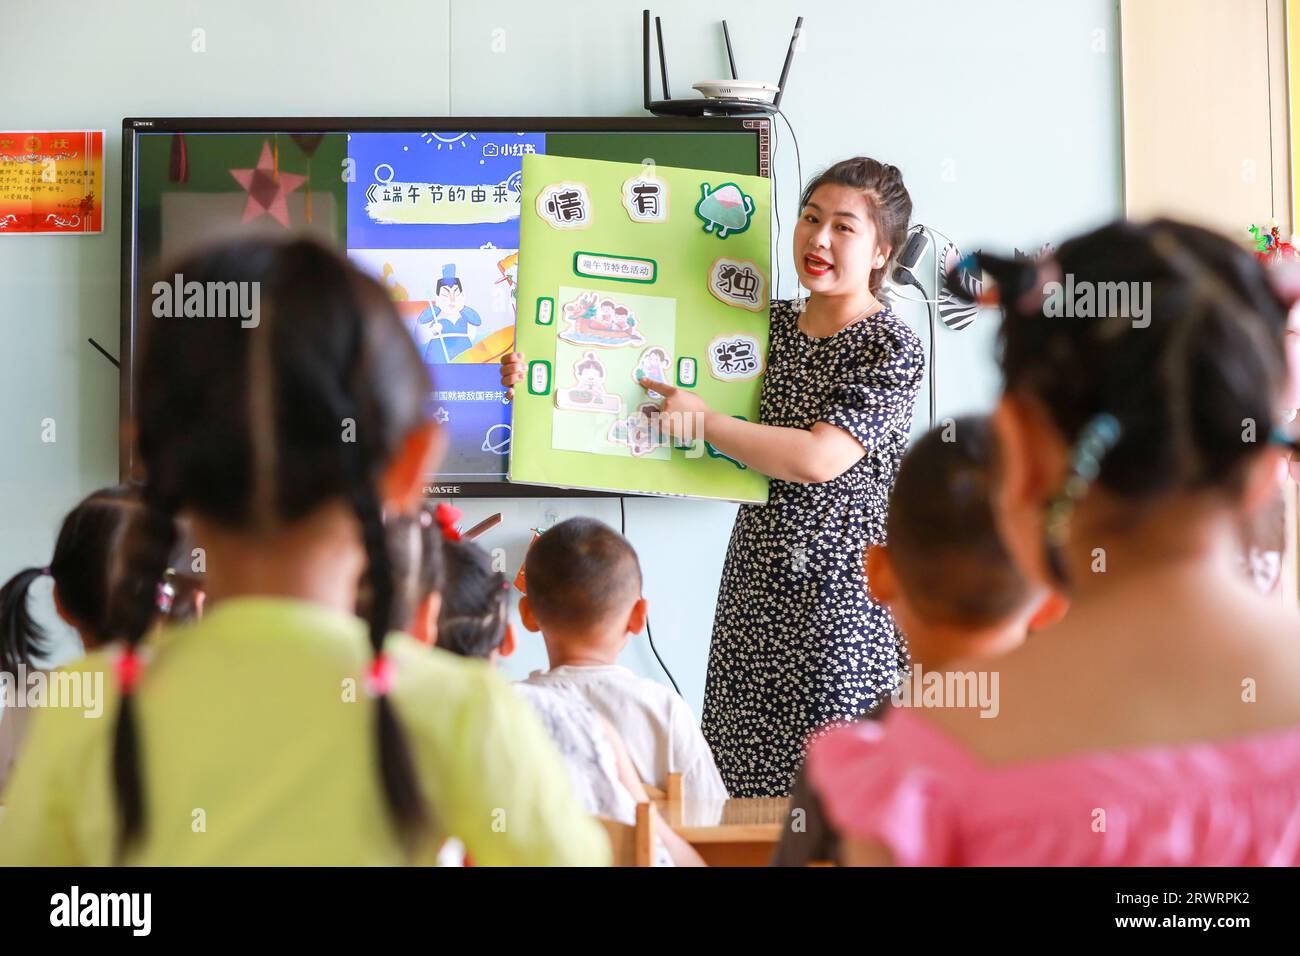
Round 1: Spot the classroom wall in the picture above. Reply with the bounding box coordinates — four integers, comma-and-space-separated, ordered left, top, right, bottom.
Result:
0, 0, 1122, 718
1120, 0, 1288, 236
1120, 0, 1300, 608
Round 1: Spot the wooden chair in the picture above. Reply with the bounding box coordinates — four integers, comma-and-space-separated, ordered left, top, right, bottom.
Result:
597, 802, 655, 867
641, 771, 684, 802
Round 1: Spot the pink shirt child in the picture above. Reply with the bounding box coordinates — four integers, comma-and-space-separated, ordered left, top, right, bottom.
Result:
808, 707, 1300, 866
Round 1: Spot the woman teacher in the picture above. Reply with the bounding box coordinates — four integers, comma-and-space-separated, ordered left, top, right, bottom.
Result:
503, 157, 924, 796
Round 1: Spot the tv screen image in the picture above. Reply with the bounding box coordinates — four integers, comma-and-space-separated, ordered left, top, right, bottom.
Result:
121, 118, 770, 496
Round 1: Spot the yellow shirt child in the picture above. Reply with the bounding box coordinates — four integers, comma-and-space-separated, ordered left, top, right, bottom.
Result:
0, 597, 609, 866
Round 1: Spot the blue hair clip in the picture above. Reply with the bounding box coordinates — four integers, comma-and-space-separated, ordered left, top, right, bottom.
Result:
1074, 413, 1122, 470
1269, 427, 1300, 453
1046, 413, 1122, 546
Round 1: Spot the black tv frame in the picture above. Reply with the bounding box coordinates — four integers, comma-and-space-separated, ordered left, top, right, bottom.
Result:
120, 115, 771, 498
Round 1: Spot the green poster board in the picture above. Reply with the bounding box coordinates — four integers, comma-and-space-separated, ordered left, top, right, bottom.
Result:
509, 155, 771, 503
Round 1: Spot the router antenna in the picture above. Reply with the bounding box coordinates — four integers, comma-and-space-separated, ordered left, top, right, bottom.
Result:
643, 10, 652, 109
655, 16, 672, 100
773, 16, 802, 109
722, 20, 739, 79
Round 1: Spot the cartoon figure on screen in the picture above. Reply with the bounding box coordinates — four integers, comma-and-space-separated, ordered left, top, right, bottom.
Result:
558, 291, 645, 348
417, 263, 483, 364
381, 262, 409, 301
496, 252, 519, 314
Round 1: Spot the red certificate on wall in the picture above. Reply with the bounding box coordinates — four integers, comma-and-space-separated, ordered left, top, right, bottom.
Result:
0, 130, 104, 235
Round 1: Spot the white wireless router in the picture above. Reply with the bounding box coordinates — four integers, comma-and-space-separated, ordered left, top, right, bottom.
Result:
643, 9, 801, 117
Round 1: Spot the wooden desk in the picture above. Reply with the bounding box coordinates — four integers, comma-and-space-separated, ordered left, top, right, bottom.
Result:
654, 797, 789, 867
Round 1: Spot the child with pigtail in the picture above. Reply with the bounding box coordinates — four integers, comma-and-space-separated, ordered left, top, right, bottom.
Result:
810, 219, 1300, 867
0, 238, 607, 866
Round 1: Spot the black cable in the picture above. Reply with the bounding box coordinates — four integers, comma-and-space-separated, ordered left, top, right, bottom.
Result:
619, 496, 682, 696
87, 337, 120, 368
897, 270, 939, 430
777, 108, 802, 205
926, 297, 937, 428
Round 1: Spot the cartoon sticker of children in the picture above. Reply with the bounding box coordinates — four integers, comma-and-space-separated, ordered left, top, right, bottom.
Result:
557, 351, 622, 414
417, 263, 483, 364
637, 348, 670, 385
591, 298, 619, 331
626, 403, 664, 456
636, 347, 670, 387
569, 351, 607, 404
559, 293, 644, 347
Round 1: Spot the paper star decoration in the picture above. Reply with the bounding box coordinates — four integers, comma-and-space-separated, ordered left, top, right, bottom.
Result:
229, 141, 306, 227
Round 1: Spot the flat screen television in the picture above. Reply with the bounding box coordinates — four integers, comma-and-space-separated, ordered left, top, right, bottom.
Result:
120, 116, 771, 497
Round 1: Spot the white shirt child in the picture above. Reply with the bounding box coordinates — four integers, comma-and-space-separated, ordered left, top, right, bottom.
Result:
514, 682, 672, 866
520, 664, 729, 801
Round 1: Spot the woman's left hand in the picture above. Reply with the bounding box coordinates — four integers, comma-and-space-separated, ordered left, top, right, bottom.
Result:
638, 377, 711, 438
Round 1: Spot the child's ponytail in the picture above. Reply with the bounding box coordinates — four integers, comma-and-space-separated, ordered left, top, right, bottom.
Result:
107, 484, 178, 858
2, 485, 177, 682
435, 512, 511, 661
0, 566, 51, 675
961, 219, 1290, 587
351, 455, 431, 852
330, 268, 432, 853
126, 236, 434, 858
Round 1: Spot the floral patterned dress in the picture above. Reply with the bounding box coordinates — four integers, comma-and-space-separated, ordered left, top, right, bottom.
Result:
700, 299, 924, 797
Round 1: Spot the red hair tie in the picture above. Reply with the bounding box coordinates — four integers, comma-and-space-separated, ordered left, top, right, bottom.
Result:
434, 503, 462, 541
115, 648, 145, 694
366, 654, 395, 697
